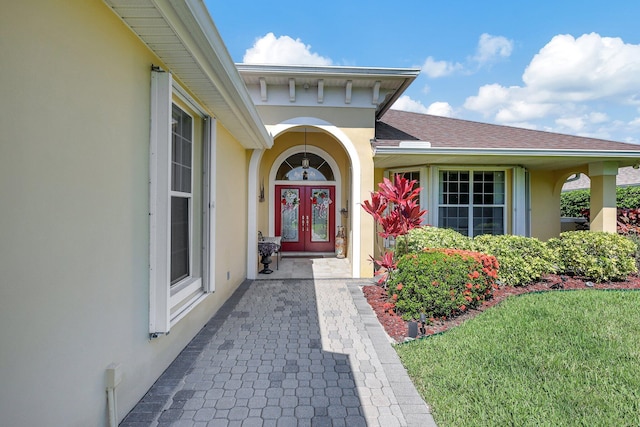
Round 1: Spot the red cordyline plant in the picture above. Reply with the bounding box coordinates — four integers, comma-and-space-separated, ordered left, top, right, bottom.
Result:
362, 175, 427, 287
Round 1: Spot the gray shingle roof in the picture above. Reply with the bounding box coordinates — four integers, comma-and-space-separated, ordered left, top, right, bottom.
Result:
375, 109, 640, 152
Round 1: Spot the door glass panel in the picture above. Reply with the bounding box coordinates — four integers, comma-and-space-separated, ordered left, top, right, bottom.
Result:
311, 188, 332, 242
280, 189, 300, 242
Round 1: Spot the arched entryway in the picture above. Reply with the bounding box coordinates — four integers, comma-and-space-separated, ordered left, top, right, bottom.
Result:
269, 145, 342, 254
247, 118, 363, 280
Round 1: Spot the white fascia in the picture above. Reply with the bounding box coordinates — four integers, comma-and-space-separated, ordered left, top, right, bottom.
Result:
236, 64, 422, 79
180, 0, 272, 149
374, 146, 640, 159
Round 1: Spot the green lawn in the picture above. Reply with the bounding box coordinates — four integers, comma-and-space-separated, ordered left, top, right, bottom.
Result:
396, 290, 640, 427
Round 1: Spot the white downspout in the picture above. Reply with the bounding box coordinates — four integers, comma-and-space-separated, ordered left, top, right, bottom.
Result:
106, 363, 123, 427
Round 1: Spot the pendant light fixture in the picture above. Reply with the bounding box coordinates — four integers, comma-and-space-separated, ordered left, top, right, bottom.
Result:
301, 127, 310, 169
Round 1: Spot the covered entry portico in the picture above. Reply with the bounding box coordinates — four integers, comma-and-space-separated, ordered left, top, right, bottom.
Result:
248, 120, 360, 279
241, 65, 421, 279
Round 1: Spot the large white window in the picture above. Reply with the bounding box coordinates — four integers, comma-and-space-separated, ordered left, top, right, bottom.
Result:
438, 169, 506, 237
149, 70, 215, 336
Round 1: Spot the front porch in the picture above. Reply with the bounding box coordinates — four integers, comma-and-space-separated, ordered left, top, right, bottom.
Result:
255, 255, 352, 280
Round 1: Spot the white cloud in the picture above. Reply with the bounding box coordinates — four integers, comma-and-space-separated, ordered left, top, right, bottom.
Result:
523, 33, 640, 102
421, 34, 512, 78
464, 83, 511, 113
391, 97, 454, 117
474, 33, 513, 64
494, 101, 555, 123
391, 95, 430, 114
242, 33, 333, 65
426, 102, 454, 117
422, 56, 463, 78
464, 33, 640, 133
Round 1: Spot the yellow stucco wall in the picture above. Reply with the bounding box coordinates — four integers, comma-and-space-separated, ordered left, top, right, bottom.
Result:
256, 105, 375, 130
0, 1, 252, 425
214, 124, 252, 294
528, 164, 620, 240
530, 170, 563, 240
341, 126, 377, 277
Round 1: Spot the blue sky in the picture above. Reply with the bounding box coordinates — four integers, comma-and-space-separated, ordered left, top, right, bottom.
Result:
207, 0, 640, 144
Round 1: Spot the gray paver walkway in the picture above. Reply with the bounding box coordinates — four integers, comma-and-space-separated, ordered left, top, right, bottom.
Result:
121, 279, 436, 427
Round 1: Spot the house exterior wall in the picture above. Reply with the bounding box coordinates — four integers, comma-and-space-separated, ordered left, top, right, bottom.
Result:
0, 1, 250, 425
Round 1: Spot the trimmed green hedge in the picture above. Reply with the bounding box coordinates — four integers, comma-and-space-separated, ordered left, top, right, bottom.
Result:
548, 231, 637, 282
561, 186, 640, 217
560, 189, 590, 217
395, 226, 473, 256
473, 234, 557, 286
396, 226, 638, 286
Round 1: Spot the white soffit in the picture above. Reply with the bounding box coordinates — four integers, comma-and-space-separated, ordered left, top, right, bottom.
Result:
236, 64, 420, 119
102, 0, 272, 149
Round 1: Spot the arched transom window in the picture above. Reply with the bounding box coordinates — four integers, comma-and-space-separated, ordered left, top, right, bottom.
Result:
276, 152, 335, 181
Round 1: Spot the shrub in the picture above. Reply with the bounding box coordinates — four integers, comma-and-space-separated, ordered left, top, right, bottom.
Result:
390, 249, 498, 321
617, 186, 640, 210
624, 234, 640, 273
561, 186, 640, 218
395, 226, 473, 256
547, 231, 637, 282
617, 208, 640, 235
473, 234, 558, 286
560, 189, 590, 217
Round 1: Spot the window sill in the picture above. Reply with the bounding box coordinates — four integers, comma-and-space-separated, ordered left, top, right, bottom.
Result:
169, 276, 206, 327
170, 290, 208, 328
170, 277, 202, 306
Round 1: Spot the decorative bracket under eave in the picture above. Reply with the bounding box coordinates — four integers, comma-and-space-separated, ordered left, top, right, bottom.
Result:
289, 78, 296, 102
372, 81, 381, 105
259, 77, 267, 102
317, 79, 324, 103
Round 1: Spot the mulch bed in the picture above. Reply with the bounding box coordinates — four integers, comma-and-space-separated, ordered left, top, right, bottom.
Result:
363, 274, 640, 343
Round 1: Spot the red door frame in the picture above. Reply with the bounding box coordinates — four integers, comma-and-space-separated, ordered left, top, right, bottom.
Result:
275, 185, 335, 252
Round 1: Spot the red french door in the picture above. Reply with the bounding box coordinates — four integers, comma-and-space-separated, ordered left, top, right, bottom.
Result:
275, 185, 335, 252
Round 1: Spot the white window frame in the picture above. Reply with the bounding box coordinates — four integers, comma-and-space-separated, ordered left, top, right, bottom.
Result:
512, 166, 529, 236
433, 166, 508, 237
149, 69, 215, 337
384, 167, 428, 215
